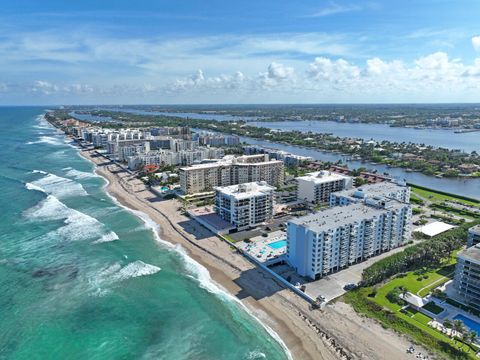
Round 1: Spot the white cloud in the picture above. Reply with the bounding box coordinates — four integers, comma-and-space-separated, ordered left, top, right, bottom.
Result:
307, 57, 360, 82
31, 80, 59, 95
30, 81, 94, 95
310, 2, 362, 17
472, 36, 480, 52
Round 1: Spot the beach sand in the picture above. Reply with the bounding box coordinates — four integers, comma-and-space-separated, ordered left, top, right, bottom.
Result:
82, 149, 434, 360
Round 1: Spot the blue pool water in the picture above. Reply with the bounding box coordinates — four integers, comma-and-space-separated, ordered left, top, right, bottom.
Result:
453, 314, 480, 335
268, 240, 287, 250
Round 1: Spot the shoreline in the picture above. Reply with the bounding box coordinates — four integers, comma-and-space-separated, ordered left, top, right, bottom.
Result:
78, 147, 432, 360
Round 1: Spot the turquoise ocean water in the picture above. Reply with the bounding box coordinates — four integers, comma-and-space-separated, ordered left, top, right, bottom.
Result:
0, 107, 289, 360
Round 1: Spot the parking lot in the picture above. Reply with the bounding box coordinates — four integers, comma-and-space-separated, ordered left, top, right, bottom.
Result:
271, 244, 408, 303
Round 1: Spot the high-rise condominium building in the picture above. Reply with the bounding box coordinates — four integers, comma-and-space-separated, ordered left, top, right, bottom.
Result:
454, 244, 480, 310
296, 171, 353, 204
215, 181, 275, 230
287, 198, 412, 280
179, 154, 284, 194
467, 225, 480, 248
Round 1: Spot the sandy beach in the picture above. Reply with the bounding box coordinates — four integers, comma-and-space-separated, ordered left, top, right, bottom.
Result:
81, 149, 433, 360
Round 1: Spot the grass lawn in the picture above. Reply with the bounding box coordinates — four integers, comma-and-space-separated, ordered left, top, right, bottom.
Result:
374, 261, 455, 312
411, 186, 480, 208
344, 288, 475, 359
341, 253, 477, 359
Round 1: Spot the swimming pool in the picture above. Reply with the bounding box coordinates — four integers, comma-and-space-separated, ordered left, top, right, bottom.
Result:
268, 239, 287, 250
453, 314, 480, 335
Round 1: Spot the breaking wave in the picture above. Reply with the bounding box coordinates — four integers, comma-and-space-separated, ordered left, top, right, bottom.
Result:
92, 232, 119, 244
88, 261, 161, 295
28, 171, 88, 198
64, 168, 100, 180
27, 135, 64, 146
23, 195, 119, 243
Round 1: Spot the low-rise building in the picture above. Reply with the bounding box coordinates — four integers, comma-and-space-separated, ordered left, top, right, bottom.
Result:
287, 199, 412, 280
296, 171, 353, 204
215, 181, 275, 230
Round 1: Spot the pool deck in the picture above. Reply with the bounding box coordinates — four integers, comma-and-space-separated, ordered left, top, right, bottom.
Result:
237, 230, 287, 264
427, 281, 480, 342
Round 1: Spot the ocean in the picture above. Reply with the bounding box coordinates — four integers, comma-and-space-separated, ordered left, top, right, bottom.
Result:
0, 107, 289, 360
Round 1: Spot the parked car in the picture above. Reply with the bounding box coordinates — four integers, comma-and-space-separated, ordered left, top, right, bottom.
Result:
343, 283, 357, 291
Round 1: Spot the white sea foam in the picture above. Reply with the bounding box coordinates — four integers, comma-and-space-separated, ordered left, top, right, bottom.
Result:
64, 168, 100, 180
29, 171, 88, 198
92, 231, 119, 244
32, 114, 52, 130
89, 261, 160, 294
247, 351, 267, 359
27, 135, 64, 146
25, 182, 46, 193
113, 261, 161, 281
23, 195, 119, 243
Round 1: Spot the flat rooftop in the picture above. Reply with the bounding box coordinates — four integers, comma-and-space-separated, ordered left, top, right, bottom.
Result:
469, 224, 480, 235
289, 200, 406, 232
215, 181, 274, 199
458, 243, 480, 262
188, 206, 235, 233
333, 181, 406, 199
296, 171, 350, 184
417, 221, 455, 237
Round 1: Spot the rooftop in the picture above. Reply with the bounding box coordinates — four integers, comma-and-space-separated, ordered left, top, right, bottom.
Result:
469, 224, 480, 235
296, 170, 351, 184
458, 243, 480, 262
417, 221, 455, 237
289, 200, 407, 232
332, 181, 407, 200
215, 181, 274, 199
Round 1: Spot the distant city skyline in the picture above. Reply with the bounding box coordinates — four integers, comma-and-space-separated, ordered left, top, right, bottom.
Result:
1, 0, 480, 104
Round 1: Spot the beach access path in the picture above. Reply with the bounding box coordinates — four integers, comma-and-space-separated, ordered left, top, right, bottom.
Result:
81, 149, 433, 360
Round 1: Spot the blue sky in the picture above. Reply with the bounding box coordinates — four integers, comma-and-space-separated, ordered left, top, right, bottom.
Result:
1, 0, 480, 104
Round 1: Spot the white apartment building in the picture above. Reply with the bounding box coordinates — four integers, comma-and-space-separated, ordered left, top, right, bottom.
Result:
215, 182, 275, 230
296, 171, 353, 204
467, 225, 480, 247
330, 181, 411, 206
179, 154, 284, 194
454, 244, 480, 310
127, 147, 225, 170
287, 199, 412, 280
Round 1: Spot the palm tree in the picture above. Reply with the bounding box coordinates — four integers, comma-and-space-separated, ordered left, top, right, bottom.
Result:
469, 331, 477, 349
443, 319, 453, 335
453, 320, 466, 342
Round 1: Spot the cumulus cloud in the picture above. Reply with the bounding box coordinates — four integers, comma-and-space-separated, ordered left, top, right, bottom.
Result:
31, 80, 59, 95
258, 62, 295, 89
10, 51, 480, 103
167, 69, 248, 93
472, 36, 480, 52
307, 57, 360, 82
